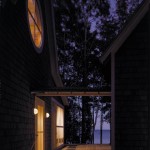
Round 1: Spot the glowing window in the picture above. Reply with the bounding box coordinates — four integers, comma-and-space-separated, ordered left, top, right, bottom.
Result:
56, 106, 64, 147
27, 0, 43, 51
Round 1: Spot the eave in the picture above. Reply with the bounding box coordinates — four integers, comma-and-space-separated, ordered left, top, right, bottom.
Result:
44, 0, 68, 106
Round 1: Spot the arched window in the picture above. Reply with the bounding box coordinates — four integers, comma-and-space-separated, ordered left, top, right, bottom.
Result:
27, 0, 43, 51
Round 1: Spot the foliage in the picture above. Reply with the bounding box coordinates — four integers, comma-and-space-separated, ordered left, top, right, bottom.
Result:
54, 0, 144, 144
65, 97, 82, 143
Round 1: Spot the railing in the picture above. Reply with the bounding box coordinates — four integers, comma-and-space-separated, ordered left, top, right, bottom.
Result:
30, 141, 35, 150
31, 134, 38, 150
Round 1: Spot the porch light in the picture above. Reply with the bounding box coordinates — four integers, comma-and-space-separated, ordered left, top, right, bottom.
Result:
46, 113, 50, 118
34, 108, 38, 115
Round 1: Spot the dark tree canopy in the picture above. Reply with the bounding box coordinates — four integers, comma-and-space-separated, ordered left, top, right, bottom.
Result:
54, 0, 144, 144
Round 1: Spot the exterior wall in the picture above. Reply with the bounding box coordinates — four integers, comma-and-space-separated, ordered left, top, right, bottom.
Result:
115, 12, 150, 150
0, 0, 58, 149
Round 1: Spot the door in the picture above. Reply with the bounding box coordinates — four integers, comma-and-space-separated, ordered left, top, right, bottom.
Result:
35, 97, 45, 150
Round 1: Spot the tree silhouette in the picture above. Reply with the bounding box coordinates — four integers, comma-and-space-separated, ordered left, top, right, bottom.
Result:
54, 0, 144, 144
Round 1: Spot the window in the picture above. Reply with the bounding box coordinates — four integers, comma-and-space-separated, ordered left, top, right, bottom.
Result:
56, 106, 64, 147
27, 0, 43, 52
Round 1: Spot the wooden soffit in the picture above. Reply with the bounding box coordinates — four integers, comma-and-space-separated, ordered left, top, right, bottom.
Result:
31, 91, 111, 97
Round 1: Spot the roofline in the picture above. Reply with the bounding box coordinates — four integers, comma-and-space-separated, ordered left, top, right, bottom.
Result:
51, 0, 69, 106
31, 91, 111, 97
44, 0, 68, 106
100, 0, 150, 63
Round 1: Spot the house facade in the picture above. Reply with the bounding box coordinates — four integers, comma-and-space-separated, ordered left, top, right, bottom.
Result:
101, 1, 150, 150
0, 0, 67, 150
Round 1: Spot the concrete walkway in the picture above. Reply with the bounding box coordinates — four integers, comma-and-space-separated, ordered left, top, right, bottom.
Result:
62, 144, 111, 150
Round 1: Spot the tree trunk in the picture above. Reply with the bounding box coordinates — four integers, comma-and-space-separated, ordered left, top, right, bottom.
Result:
100, 104, 103, 144
92, 103, 94, 144
82, 97, 86, 143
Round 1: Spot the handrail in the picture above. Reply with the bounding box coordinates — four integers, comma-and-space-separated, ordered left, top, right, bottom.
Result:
31, 134, 38, 150
30, 140, 35, 150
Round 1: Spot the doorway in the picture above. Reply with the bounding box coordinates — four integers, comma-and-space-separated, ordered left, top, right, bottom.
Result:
35, 97, 45, 150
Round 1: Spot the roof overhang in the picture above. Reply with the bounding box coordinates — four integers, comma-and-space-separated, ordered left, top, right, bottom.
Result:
100, 0, 150, 63
31, 91, 111, 97
44, 0, 68, 106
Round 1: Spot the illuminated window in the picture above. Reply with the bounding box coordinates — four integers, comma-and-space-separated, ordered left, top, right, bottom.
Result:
56, 106, 64, 147
27, 0, 43, 51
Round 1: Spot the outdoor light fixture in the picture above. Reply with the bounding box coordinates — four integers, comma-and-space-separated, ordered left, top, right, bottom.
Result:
46, 113, 50, 118
34, 108, 38, 115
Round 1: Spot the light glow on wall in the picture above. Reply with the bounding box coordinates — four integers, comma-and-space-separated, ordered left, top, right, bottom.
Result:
37, 105, 44, 150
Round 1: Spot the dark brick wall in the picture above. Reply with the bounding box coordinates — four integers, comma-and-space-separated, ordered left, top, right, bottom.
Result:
0, 0, 56, 149
115, 12, 150, 150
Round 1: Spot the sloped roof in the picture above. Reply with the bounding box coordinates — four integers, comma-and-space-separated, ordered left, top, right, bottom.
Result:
43, 0, 69, 105
100, 0, 150, 63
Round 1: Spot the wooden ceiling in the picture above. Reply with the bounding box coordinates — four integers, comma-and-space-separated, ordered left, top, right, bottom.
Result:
32, 91, 111, 96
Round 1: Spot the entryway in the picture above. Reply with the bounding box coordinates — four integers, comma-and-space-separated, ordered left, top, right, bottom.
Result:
35, 97, 45, 150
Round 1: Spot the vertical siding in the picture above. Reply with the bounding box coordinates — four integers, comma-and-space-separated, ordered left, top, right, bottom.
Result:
115, 12, 149, 150
0, 0, 55, 149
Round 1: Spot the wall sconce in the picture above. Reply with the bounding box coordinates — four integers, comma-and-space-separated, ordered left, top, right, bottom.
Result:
34, 108, 38, 115
46, 113, 50, 118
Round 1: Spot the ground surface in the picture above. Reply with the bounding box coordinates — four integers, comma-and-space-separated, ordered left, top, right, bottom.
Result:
62, 144, 111, 150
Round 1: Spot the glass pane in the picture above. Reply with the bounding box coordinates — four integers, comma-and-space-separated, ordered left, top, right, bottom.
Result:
28, 0, 43, 48
28, 12, 35, 37
56, 107, 64, 126
35, 0, 42, 32
56, 127, 64, 147
28, 0, 35, 18
34, 25, 42, 47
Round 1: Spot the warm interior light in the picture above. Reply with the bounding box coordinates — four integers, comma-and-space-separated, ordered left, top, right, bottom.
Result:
28, 0, 43, 48
34, 108, 38, 115
56, 106, 64, 147
46, 113, 50, 118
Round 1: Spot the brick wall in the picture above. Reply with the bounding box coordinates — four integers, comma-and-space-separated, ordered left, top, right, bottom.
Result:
115, 12, 150, 150
0, 0, 56, 149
